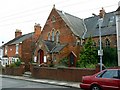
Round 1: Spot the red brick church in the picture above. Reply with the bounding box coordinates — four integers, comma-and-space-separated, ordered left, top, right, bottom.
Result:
34, 6, 117, 67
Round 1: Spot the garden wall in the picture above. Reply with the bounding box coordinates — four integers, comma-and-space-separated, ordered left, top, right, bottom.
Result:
30, 65, 96, 82
2, 65, 25, 76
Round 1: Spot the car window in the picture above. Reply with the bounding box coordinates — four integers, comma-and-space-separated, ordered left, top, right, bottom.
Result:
96, 70, 106, 78
101, 70, 118, 79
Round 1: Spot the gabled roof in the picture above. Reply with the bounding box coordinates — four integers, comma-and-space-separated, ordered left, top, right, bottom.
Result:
51, 44, 67, 53
116, 6, 120, 11
115, 6, 120, 15
43, 40, 56, 51
43, 40, 67, 53
56, 10, 85, 38
3, 32, 34, 46
84, 11, 116, 38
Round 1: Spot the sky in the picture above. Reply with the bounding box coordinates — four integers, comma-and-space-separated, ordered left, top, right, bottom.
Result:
0, 0, 120, 46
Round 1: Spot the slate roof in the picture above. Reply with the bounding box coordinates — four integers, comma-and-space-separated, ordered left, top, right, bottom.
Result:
43, 40, 67, 53
84, 11, 116, 38
57, 10, 85, 38
43, 40, 56, 51
51, 44, 67, 53
116, 6, 120, 11
3, 32, 34, 46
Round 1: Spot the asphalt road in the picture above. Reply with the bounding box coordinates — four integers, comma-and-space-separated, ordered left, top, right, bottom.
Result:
1, 77, 82, 90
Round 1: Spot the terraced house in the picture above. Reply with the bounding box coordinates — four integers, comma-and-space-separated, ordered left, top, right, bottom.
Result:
33, 6, 118, 67
1, 24, 41, 70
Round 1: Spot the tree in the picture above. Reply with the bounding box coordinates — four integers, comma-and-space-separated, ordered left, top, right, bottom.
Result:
103, 47, 118, 67
77, 37, 98, 68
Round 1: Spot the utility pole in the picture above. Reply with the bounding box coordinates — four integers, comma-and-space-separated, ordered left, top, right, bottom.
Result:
98, 18, 103, 71
98, 8, 105, 71
115, 2, 120, 66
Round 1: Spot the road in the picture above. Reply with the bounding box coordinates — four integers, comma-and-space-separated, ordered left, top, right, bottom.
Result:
1, 77, 82, 90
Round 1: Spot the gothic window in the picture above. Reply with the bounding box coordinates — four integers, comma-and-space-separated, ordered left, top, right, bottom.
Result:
52, 29, 55, 41
106, 39, 110, 47
48, 33, 51, 41
56, 31, 60, 43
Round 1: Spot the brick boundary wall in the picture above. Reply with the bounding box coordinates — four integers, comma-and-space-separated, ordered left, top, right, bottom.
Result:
2, 64, 25, 76
30, 64, 96, 82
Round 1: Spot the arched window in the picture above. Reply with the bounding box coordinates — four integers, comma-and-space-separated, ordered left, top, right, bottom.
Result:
52, 29, 55, 41
48, 33, 51, 40
56, 31, 59, 43
106, 39, 110, 47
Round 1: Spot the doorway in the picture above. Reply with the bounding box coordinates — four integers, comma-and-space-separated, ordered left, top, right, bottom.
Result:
38, 49, 44, 64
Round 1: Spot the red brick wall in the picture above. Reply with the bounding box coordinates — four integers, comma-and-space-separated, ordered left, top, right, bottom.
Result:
30, 66, 96, 82
41, 8, 77, 45
5, 43, 22, 57
92, 35, 117, 48
3, 65, 25, 76
21, 38, 32, 70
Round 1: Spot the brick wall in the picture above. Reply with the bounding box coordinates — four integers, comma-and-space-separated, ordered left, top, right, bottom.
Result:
30, 65, 96, 82
3, 64, 25, 76
92, 35, 117, 48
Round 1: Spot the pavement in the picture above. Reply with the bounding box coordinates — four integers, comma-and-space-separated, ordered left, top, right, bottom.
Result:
0, 74, 80, 88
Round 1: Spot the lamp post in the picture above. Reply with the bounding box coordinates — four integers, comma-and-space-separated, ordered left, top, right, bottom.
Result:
98, 18, 103, 71
98, 8, 105, 71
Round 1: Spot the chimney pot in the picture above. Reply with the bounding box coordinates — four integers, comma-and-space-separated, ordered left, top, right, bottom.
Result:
34, 23, 41, 35
15, 29, 22, 38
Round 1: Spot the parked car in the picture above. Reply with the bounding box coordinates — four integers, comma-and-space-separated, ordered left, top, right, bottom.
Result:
80, 69, 120, 90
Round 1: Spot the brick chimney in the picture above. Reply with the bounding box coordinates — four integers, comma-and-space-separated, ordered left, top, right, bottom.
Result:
33, 23, 41, 42
34, 23, 41, 36
15, 29, 22, 38
99, 7, 105, 18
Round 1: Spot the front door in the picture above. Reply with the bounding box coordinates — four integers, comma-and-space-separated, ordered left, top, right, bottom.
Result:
38, 49, 44, 64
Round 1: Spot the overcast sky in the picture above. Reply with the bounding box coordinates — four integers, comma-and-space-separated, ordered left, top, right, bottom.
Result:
0, 0, 120, 46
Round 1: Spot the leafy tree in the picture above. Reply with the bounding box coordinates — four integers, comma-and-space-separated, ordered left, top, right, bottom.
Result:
77, 37, 98, 68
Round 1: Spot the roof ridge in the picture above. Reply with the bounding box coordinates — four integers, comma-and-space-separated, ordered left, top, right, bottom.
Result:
56, 9, 82, 20
3, 32, 34, 46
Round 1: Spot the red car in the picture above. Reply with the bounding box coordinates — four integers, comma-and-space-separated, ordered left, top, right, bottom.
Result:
80, 69, 120, 90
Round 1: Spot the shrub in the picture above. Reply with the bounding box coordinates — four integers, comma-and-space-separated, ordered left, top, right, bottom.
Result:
15, 60, 21, 67
59, 57, 68, 67
9, 63, 16, 68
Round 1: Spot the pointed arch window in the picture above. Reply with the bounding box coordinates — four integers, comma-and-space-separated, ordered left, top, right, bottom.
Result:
48, 33, 51, 40
56, 31, 60, 43
106, 39, 110, 47
52, 29, 55, 41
